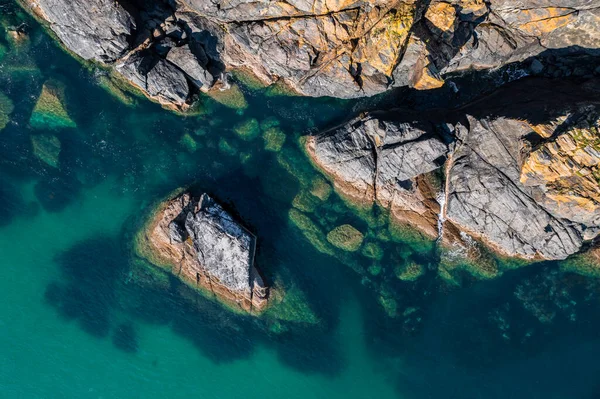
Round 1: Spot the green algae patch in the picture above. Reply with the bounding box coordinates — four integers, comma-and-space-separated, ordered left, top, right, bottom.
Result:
31, 134, 61, 168
309, 176, 332, 201
289, 208, 335, 256
234, 118, 260, 141
367, 264, 383, 276
96, 73, 137, 106
260, 116, 281, 131
326, 224, 364, 252
277, 146, 314, 187
265, 284, 319, 325
0, 92, 14, 131
292, 190, 319, 213
207, 84, 248, 111
264, 80, 301, 97
262, 127, 286, 151
218, 138, 237, 156
378, 288, 398, 318
30, 80, 76, 129
395, 261, 425, 282
561, 248, 600, 278
438, 240, 500, 284
388, 220, 434, 253
361, 242, 384, 260
231, 68, 268, 91
179, 133, 198, 153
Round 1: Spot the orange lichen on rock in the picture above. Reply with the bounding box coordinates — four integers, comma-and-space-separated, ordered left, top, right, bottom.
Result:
425, 1, 457, 33
515, 7, 577, 35
521, 117, 600, 224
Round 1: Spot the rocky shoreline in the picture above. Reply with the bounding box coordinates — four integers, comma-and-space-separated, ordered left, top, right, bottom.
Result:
306, 103, 600, 263
16, 0, 600, 277
19, 0, 600, 110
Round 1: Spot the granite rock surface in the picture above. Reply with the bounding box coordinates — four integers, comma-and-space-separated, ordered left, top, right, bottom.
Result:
21, 0, 600, 108
307, 105, 600, 261
137, 192, 269, 313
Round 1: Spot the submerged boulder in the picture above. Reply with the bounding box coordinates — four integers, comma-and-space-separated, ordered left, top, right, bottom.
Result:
29, 80, 76, 129
136, 191, 269, 313
0, 92, 14, 131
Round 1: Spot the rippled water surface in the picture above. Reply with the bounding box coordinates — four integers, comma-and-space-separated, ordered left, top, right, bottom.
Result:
2, 2, 600, 398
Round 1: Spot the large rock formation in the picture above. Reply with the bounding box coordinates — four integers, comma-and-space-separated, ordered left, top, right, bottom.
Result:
136, 192, 269, 313
20, 0, 600, 108
307, 104, 600, 261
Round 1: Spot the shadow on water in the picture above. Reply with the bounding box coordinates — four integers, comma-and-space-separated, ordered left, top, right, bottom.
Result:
355, 262, 600, 398
0, 177, 30, 226
112, 322, 139, 354
44, 236, 125, 338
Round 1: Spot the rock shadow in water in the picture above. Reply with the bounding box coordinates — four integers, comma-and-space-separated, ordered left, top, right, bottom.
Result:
44, 236, 125, 338
0, 178, 27, 227
112, 322, 139, 354
34, 171, 82, 213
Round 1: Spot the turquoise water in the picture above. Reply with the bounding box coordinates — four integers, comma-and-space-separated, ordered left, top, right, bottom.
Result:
2, 2, 600, 398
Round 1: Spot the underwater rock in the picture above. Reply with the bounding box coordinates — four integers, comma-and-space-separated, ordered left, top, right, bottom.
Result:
308, 106, 600, 264
326, 224, 364, 252
233, 118, 260, 141
0, 92, 14, 131
21, 0, 600, 108
262, 127, 286, 152
29, 80, 76, 129
395, 261, 425, 282
136, 191, 269, 313
207, 84, 248, 111
31, 134, 61, 168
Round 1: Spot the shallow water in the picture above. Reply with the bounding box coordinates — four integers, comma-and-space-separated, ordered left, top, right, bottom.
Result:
1, 2, 600, 398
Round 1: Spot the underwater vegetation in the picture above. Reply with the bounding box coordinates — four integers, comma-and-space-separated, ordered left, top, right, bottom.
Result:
30, 79, 76, 130
0, 91, 14, 130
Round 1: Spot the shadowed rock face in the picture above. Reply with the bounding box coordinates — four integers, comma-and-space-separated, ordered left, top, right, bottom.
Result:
137, 192, 269, 313
307, 104, 600, 261
20, 0, 600, 108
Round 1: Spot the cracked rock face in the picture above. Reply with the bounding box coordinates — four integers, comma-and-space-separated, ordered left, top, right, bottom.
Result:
138, 192, 269, 313
21, 0, 600, 108
307, 107, 600, 261
307, 114, 451, 239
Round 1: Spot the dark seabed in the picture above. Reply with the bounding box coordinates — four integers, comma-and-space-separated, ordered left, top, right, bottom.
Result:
1, 1, 600, 398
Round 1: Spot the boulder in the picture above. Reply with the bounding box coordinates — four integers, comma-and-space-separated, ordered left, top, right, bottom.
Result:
136, 192, 269, 313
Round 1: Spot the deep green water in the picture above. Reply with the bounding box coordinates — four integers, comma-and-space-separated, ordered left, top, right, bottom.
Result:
2, 2, 600, 398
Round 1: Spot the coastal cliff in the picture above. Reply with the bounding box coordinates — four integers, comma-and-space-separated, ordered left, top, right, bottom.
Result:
306, 105, 600, 262
19, 0, 600, 109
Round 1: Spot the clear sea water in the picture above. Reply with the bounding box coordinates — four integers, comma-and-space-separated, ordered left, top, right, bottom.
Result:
2, 2, 600, 398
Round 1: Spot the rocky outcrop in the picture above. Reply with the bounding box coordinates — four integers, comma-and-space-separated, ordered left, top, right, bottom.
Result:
20, 0, 600, 108
307, 113, 452, 239
136, 191, 269, 313
307, 105, 600, 261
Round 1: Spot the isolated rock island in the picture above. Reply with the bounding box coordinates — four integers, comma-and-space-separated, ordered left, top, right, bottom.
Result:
136, 192, 269, 313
